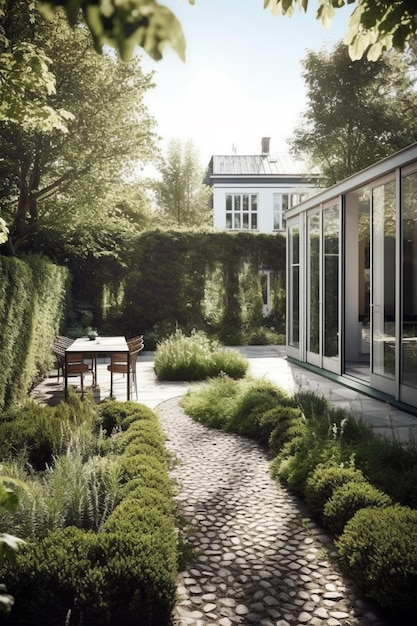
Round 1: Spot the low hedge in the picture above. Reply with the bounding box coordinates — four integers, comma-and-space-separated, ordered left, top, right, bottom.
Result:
1, 401, 178, 625
304, 465, 367, 518
323, 481, 392, 536
336, 506, 417, 621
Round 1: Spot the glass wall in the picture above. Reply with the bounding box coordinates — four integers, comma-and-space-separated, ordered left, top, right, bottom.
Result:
289, 225, 300, 348
402, 171, 417, 389
307, 213, 320, 355
371, 181, 396, 379
323, 205, 339, 360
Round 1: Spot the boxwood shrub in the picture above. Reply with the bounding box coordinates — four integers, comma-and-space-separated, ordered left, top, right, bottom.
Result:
323, 481, 392, 536
1, 401, 178, 625
336, 505, 417, 620
304, 465, 367, 518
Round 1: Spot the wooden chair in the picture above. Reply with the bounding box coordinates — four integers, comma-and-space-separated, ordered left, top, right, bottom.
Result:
51, 335, 74, 382
107, 335, 144, 399
65, 353, 95, 397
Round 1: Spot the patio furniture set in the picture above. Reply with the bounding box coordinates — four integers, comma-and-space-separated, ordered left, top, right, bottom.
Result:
51, 334, 144, 401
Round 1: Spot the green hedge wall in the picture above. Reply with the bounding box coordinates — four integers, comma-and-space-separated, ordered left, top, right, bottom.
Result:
0, 254, 69, 409
118, 230, 286, 343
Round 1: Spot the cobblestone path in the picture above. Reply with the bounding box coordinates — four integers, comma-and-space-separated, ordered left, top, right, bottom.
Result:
157, 398, 389, 626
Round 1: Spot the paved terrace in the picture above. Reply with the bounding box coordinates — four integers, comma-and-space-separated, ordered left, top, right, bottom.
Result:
32, 345, 417, 443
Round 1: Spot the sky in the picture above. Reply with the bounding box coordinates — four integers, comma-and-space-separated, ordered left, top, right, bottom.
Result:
138, 0, 353, 169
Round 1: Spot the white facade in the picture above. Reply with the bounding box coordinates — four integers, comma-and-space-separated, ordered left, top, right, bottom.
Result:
212, 183, 317, 233
206, 141, 320, 235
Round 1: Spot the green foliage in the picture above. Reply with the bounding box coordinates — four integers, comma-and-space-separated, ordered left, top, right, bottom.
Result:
180, 375, 240, 429
0, 400, 178, 624
323, 481, 392, 536
290, 40, 417, 185
1, 7, 155, 256
304, 465, 367, 518
336, 506, 417, 619
99, 400, 156, 435
151, 139, 212, 228
352, 432, 417, 508
122, 230, 286, 341
40, 0, 187, 62
154, 329, 248, 381
268, 406, 306, 456
264, 0, 417, 61
0, 255, 68, 410
246, 326, 285, 345
227, 381, 295, 443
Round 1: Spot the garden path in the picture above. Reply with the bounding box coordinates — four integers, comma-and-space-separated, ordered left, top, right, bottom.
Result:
157, 397, 390, 626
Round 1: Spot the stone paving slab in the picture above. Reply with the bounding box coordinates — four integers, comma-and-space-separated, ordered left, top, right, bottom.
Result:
157, 398, 390, 626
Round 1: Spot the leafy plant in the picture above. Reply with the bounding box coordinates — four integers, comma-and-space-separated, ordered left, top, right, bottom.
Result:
154, 329, 248, 381
336, 506, 417, 619
323, 481, 392, 536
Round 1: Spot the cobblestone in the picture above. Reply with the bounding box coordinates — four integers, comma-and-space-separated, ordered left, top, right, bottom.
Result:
157, 398, 390, 626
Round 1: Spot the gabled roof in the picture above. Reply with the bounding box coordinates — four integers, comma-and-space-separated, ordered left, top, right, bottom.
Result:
210, 153, 309, 176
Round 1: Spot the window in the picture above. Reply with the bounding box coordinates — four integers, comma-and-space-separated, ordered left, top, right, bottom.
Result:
226, 194, 258, 230
273, 193, 308, 231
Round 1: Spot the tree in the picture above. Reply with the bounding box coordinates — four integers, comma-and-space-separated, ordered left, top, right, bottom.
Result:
34, 0, 417, 63
0, 7, 157, 251
0, 0, 74, 132
265, 0, 417, 61
37, 0, 187, 61
151, 139, 212, 228
289, 41, 417, 185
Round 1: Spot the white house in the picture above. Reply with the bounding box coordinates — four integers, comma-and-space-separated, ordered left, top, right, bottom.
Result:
205, 138, 320, 234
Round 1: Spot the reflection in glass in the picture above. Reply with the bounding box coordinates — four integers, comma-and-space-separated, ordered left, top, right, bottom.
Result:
324, 205, 339, 358
402, 172, 417, 387
308, 213, 320, 354
290, 227, 300, 347
372, 181, 396, 378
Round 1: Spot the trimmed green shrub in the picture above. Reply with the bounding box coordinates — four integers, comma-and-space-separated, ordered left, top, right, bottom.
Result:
0, 255, 68, 409
304, 465, 367, 517
267, 406, 306, 456
99, 400, 156, 434
336, 506, 417, 619
227, 381, 292, 441
4, 525, 177, 626
323, 481, 392, 536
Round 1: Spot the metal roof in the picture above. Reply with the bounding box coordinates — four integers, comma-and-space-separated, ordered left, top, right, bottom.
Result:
210, 154, 309, 176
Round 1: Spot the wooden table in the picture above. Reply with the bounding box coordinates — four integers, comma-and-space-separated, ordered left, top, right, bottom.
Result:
65, 336, 130, 400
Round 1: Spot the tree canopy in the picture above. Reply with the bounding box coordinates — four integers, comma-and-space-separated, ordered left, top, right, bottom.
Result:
289, 40, 417, 185
151, 139, 212, 228
28, 0, 417, 63
0, 6, 156, 254
265, 0, 417, 61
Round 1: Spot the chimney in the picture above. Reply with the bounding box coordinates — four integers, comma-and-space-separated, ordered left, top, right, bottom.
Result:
261, 137, 270, 155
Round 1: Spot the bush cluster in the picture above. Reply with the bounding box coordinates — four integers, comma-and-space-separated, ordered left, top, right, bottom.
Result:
182, 378, 417, 620
0, 399, 178, 625
154, 329, 249, 381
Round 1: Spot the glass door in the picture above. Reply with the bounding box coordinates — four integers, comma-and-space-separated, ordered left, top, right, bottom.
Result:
322, 204, 340, 373
287, 224, 301, 356
370, 179, 396, 396
307, 212, 321, 365
400, 169, 417, 406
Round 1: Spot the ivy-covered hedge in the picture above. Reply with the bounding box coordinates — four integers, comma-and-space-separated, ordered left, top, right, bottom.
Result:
1, 401, 178, 625
98, 229, 286, 344
0, 254, 69, 409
